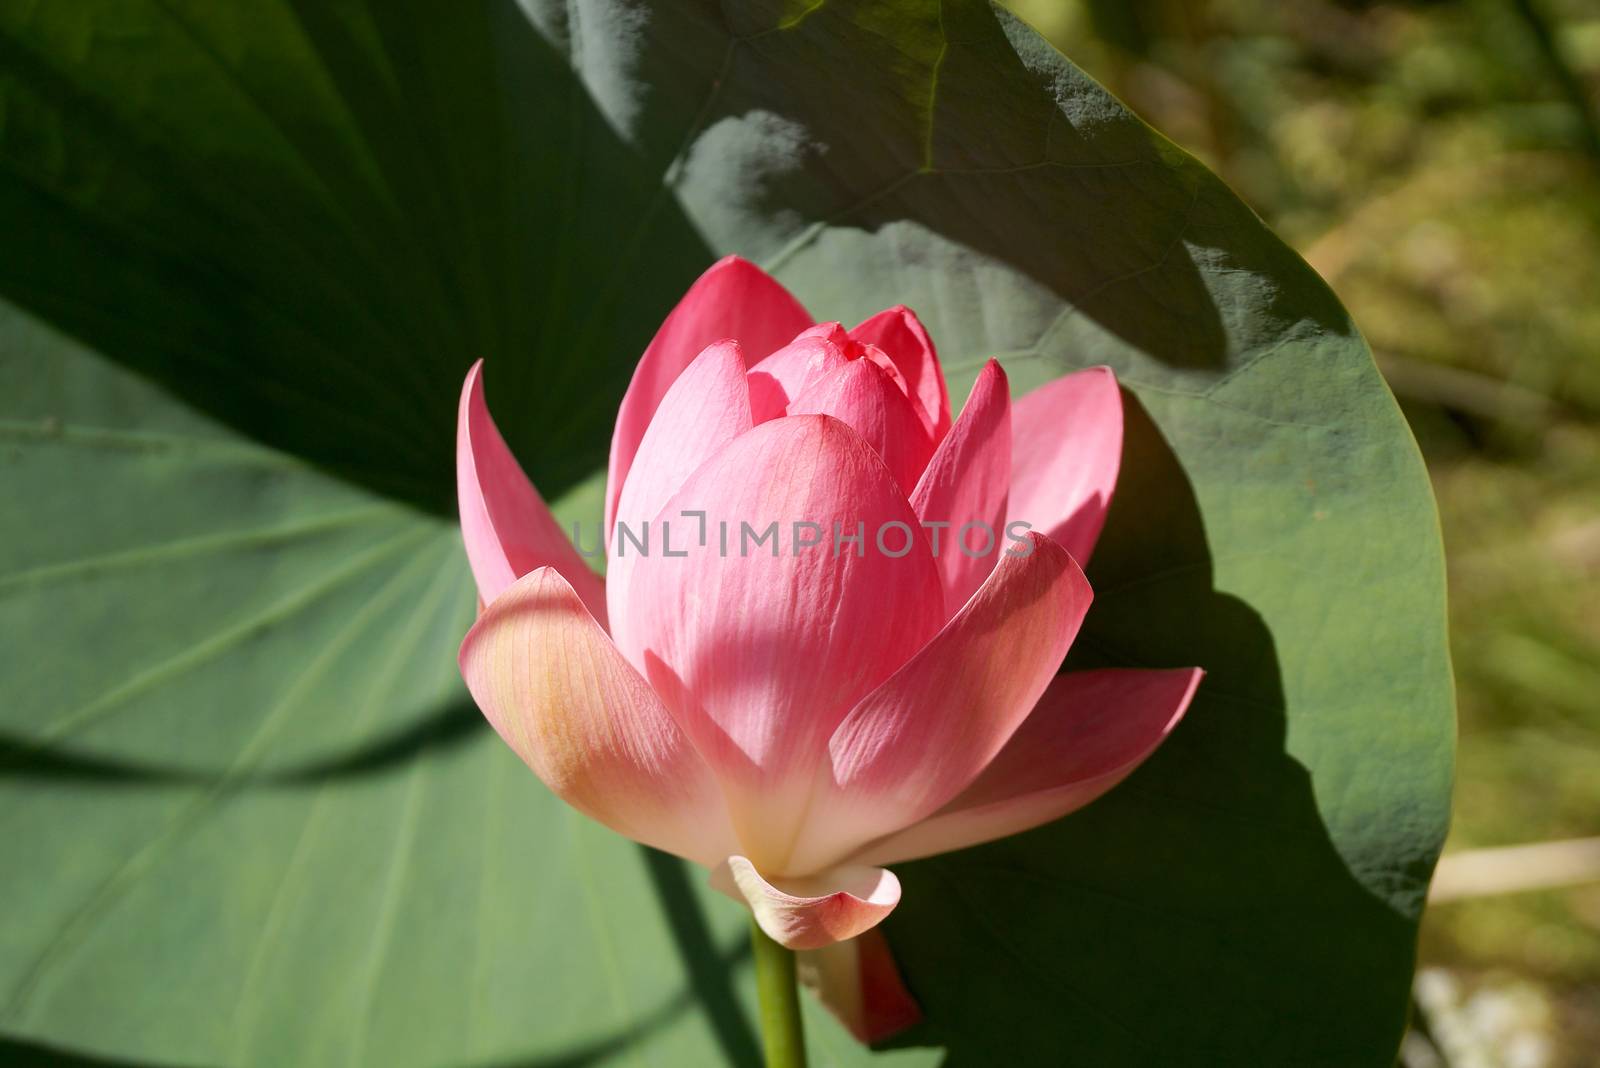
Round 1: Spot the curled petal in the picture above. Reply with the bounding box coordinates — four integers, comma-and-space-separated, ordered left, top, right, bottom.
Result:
858, 668, 1202, 865
788, 357, 935, 493
909, 359, 1011, 615
850, 306, 950, 441
607, 256, 811, 534
799, 929, 923, 1044
711, 855, 900, 951
787, 533, 1091, 873
457, 361, 605, 620
459, 568, 735, 866
1008, 366, 1122, 565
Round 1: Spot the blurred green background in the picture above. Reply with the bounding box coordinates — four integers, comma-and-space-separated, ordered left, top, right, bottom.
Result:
1004, 0, 1600, 1062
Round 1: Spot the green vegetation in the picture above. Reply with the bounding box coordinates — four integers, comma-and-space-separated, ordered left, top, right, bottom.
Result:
1007, 0, 1600, 1058
0, 2, 1453, 1063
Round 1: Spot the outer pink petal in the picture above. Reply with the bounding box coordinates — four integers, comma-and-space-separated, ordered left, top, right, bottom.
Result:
623, 416, 944, 870
457, 361, 606, 621
745, 332, 847, 422
711, 855, 900, 951
606, 341, 753, 652
787, 357, 935, 494
1007, 366, 1122, 565
458, 568, 736, 866
908, 359, 1012, 616
850, 306, 950, 441
800, 929, 923, 1044
858, 668, 1203, 866
613, 340, 753, 526
606, 256, 811, 534
786, 533, 1092, 873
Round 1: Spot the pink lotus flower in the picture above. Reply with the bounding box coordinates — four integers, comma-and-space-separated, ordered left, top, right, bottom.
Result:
456, 256, 1202, 1042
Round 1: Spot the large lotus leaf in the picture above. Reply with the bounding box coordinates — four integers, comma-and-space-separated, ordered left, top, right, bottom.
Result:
0, 1, 1453, 1065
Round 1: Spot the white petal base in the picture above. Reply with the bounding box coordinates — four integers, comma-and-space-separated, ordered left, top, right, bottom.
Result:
709, 855, 900, 951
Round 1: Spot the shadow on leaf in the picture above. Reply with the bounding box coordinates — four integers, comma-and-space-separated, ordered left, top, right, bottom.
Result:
0, 701, 483, 788
879, 393, 1416, 1065
0, 0, 715, 515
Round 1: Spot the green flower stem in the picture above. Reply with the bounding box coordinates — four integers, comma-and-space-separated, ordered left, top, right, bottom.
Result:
751, 918, 807, 1068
